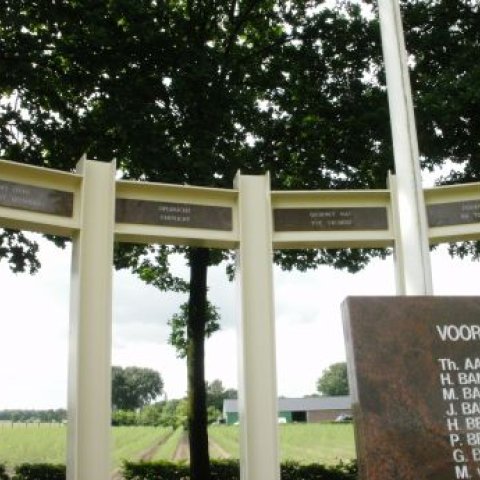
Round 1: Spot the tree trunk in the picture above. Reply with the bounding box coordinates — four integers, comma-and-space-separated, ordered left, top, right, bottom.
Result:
187, 247, 211, 480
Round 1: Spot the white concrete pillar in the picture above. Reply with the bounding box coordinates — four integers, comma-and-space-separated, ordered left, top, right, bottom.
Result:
235, 173, 280, 480
67, 157, 116, 480
378, 0, 433, 294
388, 173, 408, 294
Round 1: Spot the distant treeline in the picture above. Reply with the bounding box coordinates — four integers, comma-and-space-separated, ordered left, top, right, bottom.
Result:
0, 409, 66, 423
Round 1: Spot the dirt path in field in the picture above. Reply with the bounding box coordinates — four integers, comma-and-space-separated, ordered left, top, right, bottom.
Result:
171, 433, 231, 462
208, 438, 231, 459
111, 430, 230, 478
111, 465, 127, 480
111, 429, 175, 480
172, 431, 190, 461
138, 429, 175, 461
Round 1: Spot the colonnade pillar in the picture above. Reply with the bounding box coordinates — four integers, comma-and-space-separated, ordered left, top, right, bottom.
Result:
378, 0, 433, 294
235, 173, 280, 480
67, 158, 116, 480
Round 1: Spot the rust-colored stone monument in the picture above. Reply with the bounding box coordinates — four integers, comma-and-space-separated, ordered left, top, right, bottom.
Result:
343, 297, 480, 480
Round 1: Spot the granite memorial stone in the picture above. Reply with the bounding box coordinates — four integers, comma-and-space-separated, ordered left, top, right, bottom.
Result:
343, 296, 480, 480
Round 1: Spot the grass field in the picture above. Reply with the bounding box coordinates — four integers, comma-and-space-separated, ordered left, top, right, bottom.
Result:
209, 423, 356, 465
0, 424, 66, 466
279, 423, 356, 464
0, 424, 172, 469
0, 422, 355, 468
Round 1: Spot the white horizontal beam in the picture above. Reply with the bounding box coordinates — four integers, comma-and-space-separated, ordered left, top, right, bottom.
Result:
271, 189, 393, 249
114, 179, 238, 247
0, 209, 79, 237
271, 189, 391, 206
1, 159, 480, 248
273, 232, 394, 250
425, 182, 480, 244
0, 159, 80, 236
114, 226, 238, 249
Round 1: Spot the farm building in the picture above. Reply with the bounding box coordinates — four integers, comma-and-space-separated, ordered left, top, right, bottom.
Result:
222, 396, 352, 425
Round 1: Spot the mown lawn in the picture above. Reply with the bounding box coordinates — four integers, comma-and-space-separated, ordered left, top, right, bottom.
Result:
0, 424, 171, 469
209, 422, 356, 465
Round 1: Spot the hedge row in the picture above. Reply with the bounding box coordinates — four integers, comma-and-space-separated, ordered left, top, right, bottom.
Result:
0, 464, 65, 480
0, 460, 357, 480
123, 459, 358, 480
0, 465, 9, 480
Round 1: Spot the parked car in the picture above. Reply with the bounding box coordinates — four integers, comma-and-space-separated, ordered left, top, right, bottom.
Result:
334, 414, 353, 423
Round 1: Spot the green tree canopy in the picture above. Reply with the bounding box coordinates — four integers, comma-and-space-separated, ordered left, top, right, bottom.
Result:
2, 1, 480, 478
206, 379, 237, 412
401, 0, 480, 260
0, 230, 40, 274
159, 399, 185, 430
316, 362, 349, 397
111, 366, 163, 411
168, 302, 220, 359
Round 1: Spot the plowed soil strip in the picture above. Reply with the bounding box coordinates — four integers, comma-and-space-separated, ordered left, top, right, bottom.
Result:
209, 438, 231, 459
170, 433, 231, 462
172, 431, 190, 462
111, 429, 175, 480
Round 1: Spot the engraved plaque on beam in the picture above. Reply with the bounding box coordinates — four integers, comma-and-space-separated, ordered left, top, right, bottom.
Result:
428, 200, 480, 227
273, 207, 388, 231
115, 199, 232, 231
0, 179, 73, 217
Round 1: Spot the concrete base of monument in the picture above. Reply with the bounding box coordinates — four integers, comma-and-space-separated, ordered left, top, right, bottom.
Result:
343, 297, 480, 480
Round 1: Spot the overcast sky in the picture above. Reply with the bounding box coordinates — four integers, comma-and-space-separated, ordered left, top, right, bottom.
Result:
1, 230, 479, 409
